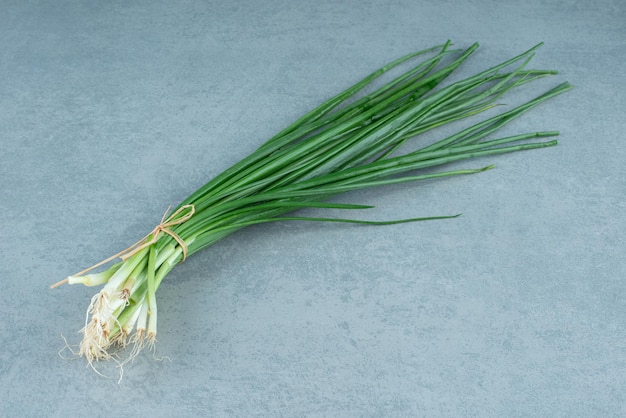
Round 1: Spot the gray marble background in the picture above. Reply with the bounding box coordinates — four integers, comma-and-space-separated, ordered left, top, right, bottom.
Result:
1, 0, 624, 416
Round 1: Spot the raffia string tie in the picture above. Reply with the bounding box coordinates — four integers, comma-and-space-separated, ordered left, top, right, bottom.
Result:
119, 204, 195, 263
50, 204, 195, 289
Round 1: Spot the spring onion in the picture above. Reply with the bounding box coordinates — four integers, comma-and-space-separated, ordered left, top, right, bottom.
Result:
52, 41, 571, 370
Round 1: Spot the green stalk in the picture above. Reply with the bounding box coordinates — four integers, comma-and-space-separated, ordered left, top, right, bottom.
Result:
146, 244, 158, 341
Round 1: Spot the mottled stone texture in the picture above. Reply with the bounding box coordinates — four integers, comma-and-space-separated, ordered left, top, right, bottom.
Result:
1, 0, 624, 416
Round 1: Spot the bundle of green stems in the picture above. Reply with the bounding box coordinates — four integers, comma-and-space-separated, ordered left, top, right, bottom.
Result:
52, 41, 571, 369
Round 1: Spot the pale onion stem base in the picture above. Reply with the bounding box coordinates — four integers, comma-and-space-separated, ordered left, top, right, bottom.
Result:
77, 287, 156, 382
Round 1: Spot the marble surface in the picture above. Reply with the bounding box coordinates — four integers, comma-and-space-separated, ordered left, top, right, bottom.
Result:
1, 0, 624, 416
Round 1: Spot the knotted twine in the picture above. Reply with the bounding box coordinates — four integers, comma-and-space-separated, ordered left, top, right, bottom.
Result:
50, 204, 195, 289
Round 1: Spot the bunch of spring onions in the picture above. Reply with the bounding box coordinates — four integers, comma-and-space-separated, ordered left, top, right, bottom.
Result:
52, 41, 571, 368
